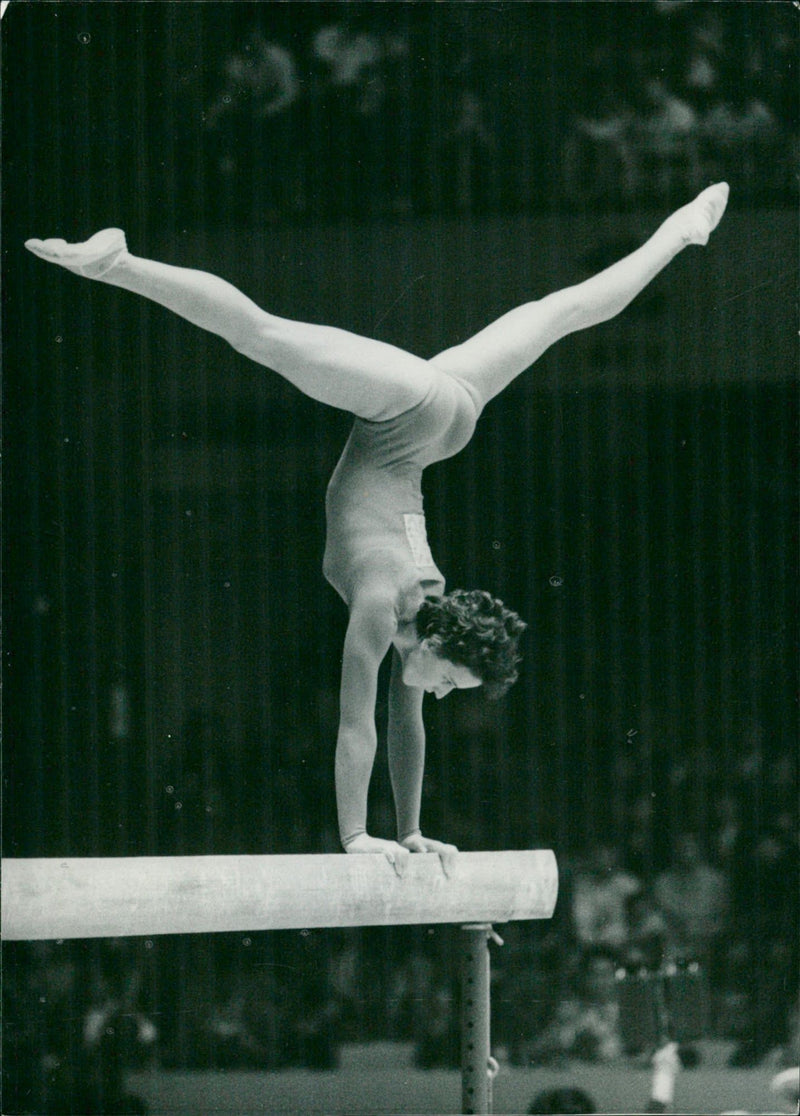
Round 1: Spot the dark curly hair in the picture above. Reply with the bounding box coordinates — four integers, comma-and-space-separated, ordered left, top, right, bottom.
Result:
415, 589, 527, 699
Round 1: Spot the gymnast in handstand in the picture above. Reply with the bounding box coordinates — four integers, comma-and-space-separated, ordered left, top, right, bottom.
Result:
26, 181, 728, 874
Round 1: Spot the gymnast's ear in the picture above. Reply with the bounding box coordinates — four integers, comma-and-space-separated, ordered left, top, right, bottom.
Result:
422, 634, 445, 656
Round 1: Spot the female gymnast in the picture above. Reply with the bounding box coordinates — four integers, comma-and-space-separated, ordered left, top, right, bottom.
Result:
25, 181, 728, 875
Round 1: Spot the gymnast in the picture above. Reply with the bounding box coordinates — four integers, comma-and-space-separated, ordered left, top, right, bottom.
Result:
25, 182, 729, 875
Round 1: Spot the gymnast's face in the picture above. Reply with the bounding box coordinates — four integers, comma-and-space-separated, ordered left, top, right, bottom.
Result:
402, 638, 482, 699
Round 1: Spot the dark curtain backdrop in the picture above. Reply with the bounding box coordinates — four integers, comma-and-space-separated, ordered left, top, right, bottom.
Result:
4, 1, 796, 863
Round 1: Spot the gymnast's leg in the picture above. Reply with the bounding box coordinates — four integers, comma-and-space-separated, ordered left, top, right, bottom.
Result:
430, 182, 729, 408
24, 232, 431, 422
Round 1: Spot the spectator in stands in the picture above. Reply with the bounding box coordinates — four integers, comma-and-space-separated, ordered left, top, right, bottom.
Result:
630, 76, 702, 199
709, 790, 746, 872
561, 78, 637, 203
771, 1066, 800, 1115
681, 7, 725, 115
312, 20, 383, 110
624, 887, 670, 970
653, 831, 730, 974
525, 947, 624, 1065
434, 46, 498, 214
571, 842, 641, 953
528, 1086, 597, 1114
311, 17, 384, 208
198, 971, 278, 1069
309, 16, 413, 216
728, 819, 799, 1066
699, 75, 779, 192
205, 30, 299, 130
625, 792, 661, 878
496, 921, 566, 1067
204, 30, 301, 215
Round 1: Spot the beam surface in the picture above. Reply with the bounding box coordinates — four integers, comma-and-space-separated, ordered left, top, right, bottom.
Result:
1, 850, 558, 941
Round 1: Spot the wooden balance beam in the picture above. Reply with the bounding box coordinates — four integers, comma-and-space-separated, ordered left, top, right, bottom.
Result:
1, 849, 557, 940
2, 850, 558, 1114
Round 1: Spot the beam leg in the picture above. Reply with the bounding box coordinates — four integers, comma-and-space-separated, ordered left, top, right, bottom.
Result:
461, 923, 502, 1115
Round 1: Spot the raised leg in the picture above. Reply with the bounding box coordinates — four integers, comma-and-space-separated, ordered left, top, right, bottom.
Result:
24, 232, 432, 422
430, 182, 729, 407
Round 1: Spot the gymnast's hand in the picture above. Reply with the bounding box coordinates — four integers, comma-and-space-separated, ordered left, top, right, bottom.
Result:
401, 832, 458, 878
343, 833, 411, 877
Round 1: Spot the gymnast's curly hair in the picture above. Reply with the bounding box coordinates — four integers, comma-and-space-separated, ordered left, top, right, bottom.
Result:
415, 589, 527, 699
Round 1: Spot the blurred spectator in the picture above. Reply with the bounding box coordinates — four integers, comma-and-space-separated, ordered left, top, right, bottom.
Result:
497, 918, 574, 1067
728, 818, 799, 1066
771, 1066, 800, 1115
558, 4, 795, 208
681, 9, 725, 111
279, 929, 354, 1069
414, 980, 460, 1069
709, 790, 746, 872
79, 974, 155, 1114
653, 832, 730, 975
312, 22, 383, 107
561, 80, 637, 203
527, 1038, 796, 1115
624, 888, 670, 970
571, 843, 641, 952
205, 31, 299, 130
389, 947, 433, 1035
438, 52, 498, 214
645, 1039, 682, 1114
626, 792, 661, 878
764, 749, 798, 822
699, 77, 780, 193
528, 1086, 597, 1114
174, 930, 347, 1070
384, 931, 460, 1067
3, 942, 152, 1115
630, 76, 701, 199
328, 934, 362, 1043
204, 30, 301, 216
83, 941, 157, 1071
524, 947, 624, 1065
309, 17, 388, 214
197, 973, 278, 1069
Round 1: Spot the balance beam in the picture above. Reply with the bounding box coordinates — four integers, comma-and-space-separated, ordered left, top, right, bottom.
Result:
1, 849, 557, 941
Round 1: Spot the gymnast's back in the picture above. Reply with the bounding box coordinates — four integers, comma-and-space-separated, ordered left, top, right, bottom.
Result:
323, 371, 478, 614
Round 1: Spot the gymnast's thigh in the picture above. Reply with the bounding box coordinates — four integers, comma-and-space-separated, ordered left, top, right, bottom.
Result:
242, 317, 436, 422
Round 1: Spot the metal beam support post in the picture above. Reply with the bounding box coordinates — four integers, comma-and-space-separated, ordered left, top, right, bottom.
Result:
461, 923, 502, 1115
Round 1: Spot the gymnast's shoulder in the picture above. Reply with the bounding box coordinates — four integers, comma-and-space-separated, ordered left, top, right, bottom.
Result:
346, 577, 403, 640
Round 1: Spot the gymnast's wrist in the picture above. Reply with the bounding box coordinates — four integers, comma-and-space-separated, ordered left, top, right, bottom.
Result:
398, 828, 421, 844
341, 828, 366, 850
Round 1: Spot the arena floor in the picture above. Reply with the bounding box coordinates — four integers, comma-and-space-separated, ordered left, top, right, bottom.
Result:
128, 1042, 785, 1114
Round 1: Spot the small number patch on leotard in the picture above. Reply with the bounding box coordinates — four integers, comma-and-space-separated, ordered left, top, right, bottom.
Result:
404, 514, 434, 568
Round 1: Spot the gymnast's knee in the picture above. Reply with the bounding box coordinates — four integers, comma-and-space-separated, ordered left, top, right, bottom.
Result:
227, 312, 282, 362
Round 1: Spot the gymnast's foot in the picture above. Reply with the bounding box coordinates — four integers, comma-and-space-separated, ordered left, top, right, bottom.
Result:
671, 182, 729, 247
24, 228, 127, 278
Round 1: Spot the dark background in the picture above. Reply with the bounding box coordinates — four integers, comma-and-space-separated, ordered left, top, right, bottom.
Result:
2, 1, 798, 1106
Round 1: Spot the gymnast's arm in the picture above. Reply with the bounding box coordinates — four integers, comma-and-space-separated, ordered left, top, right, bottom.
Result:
335, 592, 411, 872
388, 650, 458, 875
